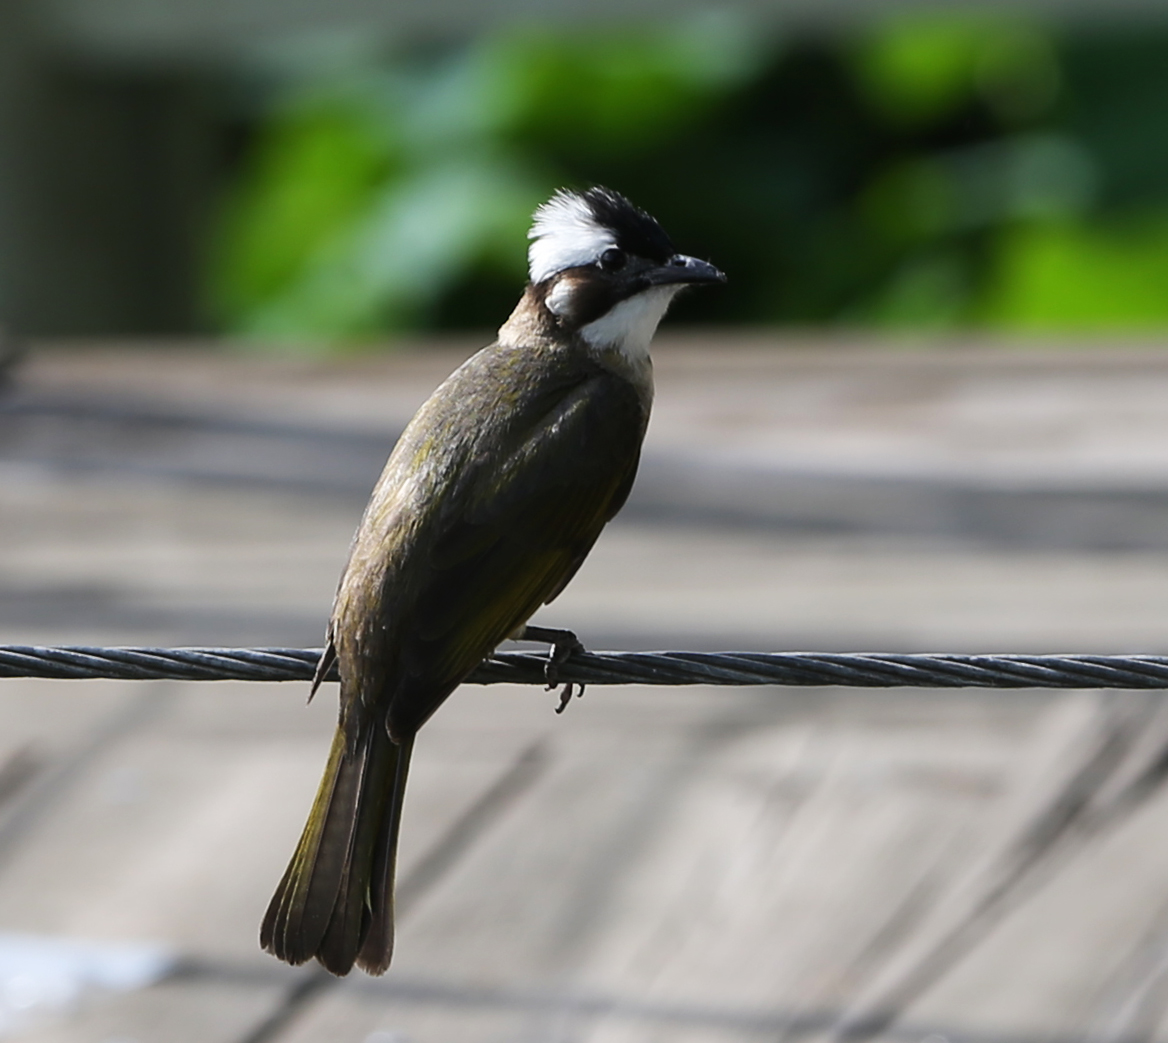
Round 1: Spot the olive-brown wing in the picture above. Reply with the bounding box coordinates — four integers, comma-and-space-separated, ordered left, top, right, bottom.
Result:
386, 369, 647, 735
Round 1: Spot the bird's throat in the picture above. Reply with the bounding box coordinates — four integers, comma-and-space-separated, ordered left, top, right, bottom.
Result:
578, 286, 681, 366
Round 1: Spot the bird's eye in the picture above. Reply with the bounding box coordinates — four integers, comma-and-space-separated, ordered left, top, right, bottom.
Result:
598, 248, 627, 272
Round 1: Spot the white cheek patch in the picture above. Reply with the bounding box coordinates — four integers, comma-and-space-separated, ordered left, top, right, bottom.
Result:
545, 278, 576, 317
528, 191, 615, 284
579, 286, 682, 363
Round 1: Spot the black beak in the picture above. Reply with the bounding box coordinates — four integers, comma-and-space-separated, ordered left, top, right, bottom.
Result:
647, 254, 727, 287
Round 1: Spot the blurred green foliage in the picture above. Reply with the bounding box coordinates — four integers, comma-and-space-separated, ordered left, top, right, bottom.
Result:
207, 13, 1168, 340
209, 15, 760, 337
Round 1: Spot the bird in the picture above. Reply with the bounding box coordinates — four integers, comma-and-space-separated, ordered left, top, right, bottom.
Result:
260, 186, 725, 976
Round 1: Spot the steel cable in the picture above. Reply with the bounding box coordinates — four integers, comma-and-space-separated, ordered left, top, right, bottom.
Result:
2, 645, 1168, 689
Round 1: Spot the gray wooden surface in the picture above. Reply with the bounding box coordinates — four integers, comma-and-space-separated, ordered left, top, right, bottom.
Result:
3, 338, 1168, 1042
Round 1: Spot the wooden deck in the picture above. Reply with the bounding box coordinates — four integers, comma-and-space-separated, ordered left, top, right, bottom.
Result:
3, 338, 1168, 1042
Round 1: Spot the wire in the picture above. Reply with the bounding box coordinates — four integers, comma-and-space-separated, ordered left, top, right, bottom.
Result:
2, 646, 1168, 689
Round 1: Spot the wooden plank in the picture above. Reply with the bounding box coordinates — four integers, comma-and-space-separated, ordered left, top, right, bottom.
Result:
20, 979, 289, 1043
10, 344, 1168, 1043
266, 688, 1062, 1042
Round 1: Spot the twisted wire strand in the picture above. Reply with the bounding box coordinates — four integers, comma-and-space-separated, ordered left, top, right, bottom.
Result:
2, 646, 1168, 689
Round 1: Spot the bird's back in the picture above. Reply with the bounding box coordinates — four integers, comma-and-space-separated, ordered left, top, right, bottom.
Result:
330, 339, 650, 739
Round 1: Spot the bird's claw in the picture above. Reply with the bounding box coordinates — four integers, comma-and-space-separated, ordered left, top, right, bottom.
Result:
517, 625, 586, 714
553, 682, 584, 714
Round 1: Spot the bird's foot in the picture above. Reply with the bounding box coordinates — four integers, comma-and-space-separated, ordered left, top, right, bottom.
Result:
553, 682, 583, 715
516, 625, 586, 713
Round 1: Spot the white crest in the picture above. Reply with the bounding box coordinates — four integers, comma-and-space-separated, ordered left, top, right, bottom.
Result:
527, 190, 616, 284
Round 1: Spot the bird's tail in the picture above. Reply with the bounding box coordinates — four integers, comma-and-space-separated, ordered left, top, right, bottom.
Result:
261, 720, 413, 976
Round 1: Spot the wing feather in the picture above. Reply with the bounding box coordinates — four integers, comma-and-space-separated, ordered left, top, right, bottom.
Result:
330, 343, 648, 739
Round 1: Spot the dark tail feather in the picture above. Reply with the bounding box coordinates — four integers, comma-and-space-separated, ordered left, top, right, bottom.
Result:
357, 733, 413, 974
261, 725, 355, 962
261, 723, 413, 976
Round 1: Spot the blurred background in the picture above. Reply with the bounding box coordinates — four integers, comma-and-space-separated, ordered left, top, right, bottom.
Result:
8, 2, 1168, 1043
7, 0, 1168, 339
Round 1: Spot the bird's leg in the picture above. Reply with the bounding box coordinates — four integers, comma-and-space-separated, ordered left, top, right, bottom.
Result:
516, 625, 583, 685
515, 625, 586, 713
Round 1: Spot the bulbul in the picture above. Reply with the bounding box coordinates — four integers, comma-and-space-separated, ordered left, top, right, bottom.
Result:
261, 186, 725, 976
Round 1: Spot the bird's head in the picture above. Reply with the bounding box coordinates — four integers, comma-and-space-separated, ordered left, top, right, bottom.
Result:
507, 187, 725, 360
